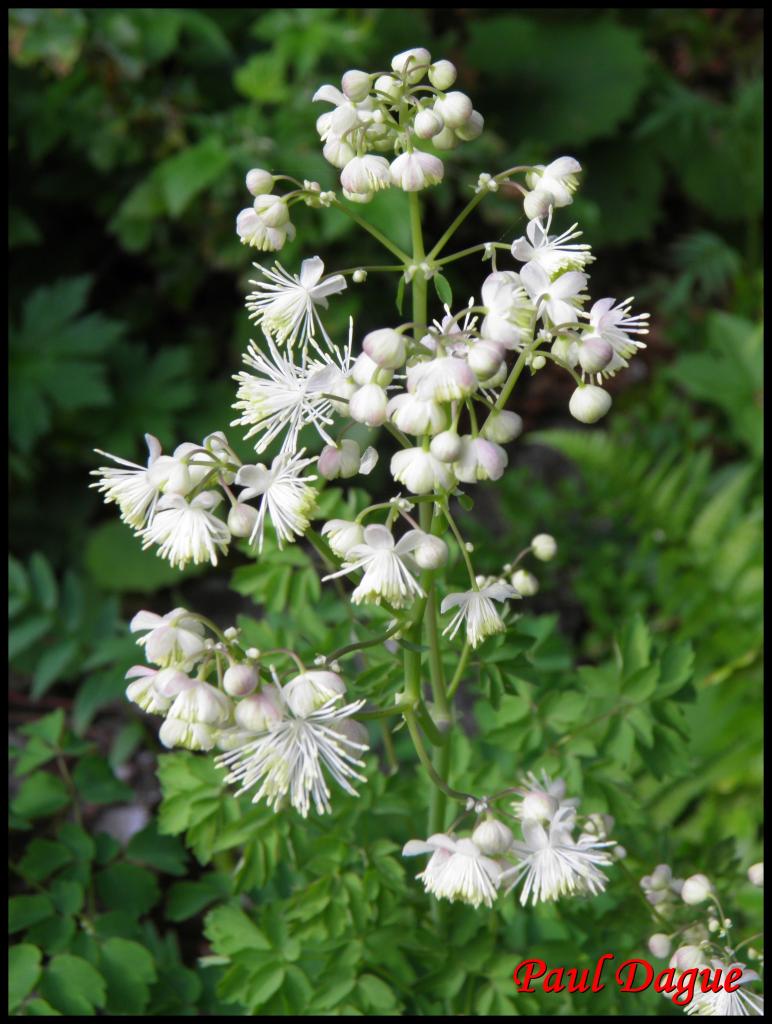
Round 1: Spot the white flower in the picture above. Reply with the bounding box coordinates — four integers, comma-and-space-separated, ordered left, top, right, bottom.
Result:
324, 523, 425, 608
453, 436, 508, 484
340, 155, 392, 194
472, 819, 515, 856
232, 334, 351, 455
124, 665, 172, 715
349, 382, 389, 426
91, 434, 174, 531
503, 807, 614, 906
130, 607, 206, 667
245, 257, 347, 355
403, 833, 503, 908
391, 47, 431, 83
480, 271, 534, 348
747, 862, 763, 887
317, 439, 363, 480
520, 262, 588, 326
141, 492, 230, 569
234, 685, 284, 731
284, 670, 346, 717
681, 873, 713, 905
235, 451, 318, 553
685, 961, 764, 1016
390, 151, 444, 192
390, 447, 455, 495
511, 770, 577, 823
526, 156, 582, 208
321, 518, 364, 558
159, 678, 234, 751
387, 393, 448, 435
216, 693, 369, 817
441, 582, 517, 648
410, 356, 477, 402
583, 296, 649, 375
236, 207, 295, 252
511, 218, 594, 275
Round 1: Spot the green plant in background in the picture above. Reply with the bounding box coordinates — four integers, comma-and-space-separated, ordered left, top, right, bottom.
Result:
9, 8, 762, 1018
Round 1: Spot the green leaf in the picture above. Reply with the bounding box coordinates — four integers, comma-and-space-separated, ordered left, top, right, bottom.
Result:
166, 873, 231, 921
622, 665, 659, 702
100, 937, 157, 1015
234, 52, 290, 103
49, 879, 85, 916
126, 823, 188, 877
157, 137, 232, 217
18, 839, 72, 883
94, 863, 160, 917
204, 904, 272, 957
357, 973, 397, 1011
72, 755, 134, 804
11, 772, 70, 820
39, 954, 107, 1016
9, 944, 42, 1013
9, 895, 55, 933
620, 614, 651, 675
85, 520, 200, 592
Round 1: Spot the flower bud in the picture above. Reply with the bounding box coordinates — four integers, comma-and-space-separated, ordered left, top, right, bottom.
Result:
223, 664, 259, 697
390, 151, 444, 192
430, 126, 460, 151
748, 862, 764, 887
321, 519, 364, 557
414, 109, 444, 140
246, 168, 274, 196
331, 104, 361, 137
284, 670, 346, 718
472, 818, 514, 855
453, 436, 507, 483
373, 74, 402, 101
413, 533, 449, 570
391, 47, 431, 84
341, 154, 391, 194
434, 90, 472, 129
428, 59, 456, 90
352, 351, 389, 386
341, 69, 371, 102
391, 448, 454, 495
227, 502, 258, 538
331, 717, 370, 748
253, 193, 290, 228
647, 934, 672, 959
154, 667, 195, 699
124, 667, 171, 715
569, 385, 612, 424
467, 340, 505, 380
523, 189, 553, 221
349, 383, 388, 426
512, 569, 538, 596
363, 327, 406, 369
579, 336, 614, 374
318, 439, 362, 480
159, 718, 216, 751
388, 393, 447, 435
235, 685, 284, 732
681, 874, 713, 905
531, 355, 546, 371
481, 409, 523, 444
520, 791, 559, 822
455, 110, 484, 141
669, 946, 704, 973
531, 533, 557, 561
352, 268, 367, 284
168, 679, 232, 725
323, 137, 356, 168
551, 336, 578, 366
430, 429, 463, 462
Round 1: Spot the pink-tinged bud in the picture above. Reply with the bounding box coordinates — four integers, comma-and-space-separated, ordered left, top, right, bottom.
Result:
391, 47, 431, 84
481, 409, 523, 444
467, 340, 505, 380
235, 685, 284, 732
253, 193, 290, 228
454, 437, 508, 483
322, 137, 356, 169
373, 74, 402, 101
227, 502, 258, 538
579, 336, 614, 373
349, 383, 388, 426
414, 109, 444, 139
748, 862, 764, 887
669, 946, 704, 972
341, 69, 371, 102
245, 168, 274, 196
647, 934, 672, 959
318, 439, 361, 480
428, 59, 456, 90
472, 818, 514, 855
387, 392, 448, 435
341, 154, 391, 194
681, 874, 713, 905
531, 533, 557, 561
284, 670, 346, 717
512, 569, 538, 596
363, 327, 406, 368
430, 429, 463, 462
569, 385, 612, 424
321, 519, 364, 557
434, 90, 472, 129
390, 151, 444, 192
413, 532, 448, 570
223, 664, 259, 697
431, 126, 460, 151
455, 110, 484, 141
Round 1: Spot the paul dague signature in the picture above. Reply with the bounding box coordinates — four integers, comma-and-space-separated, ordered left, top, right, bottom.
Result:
513, 955, 745, 1008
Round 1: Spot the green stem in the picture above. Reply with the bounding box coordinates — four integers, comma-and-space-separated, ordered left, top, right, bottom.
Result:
446, 642, 471, 699
327, 621, 404, 662
442, 503, 477, 588
427, 190, 487, 261
404, 710, 470, 803
333, 198, 410, 263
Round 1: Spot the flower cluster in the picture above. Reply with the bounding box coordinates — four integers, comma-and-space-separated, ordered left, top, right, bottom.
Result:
639, 859, 764, 1015
124, 609, 368, 817
403, 771, 618, 909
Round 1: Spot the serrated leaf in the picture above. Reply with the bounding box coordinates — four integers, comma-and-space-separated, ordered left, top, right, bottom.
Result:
9, 944, 43, 1013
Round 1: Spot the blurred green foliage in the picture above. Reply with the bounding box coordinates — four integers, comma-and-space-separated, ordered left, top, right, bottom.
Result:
9, 7, 762, 1017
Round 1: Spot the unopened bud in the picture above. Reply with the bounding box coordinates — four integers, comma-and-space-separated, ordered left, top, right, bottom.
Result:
435, 91, 472, 129
681, 874, 713, 905
748, 862, 764, 887
246, 168, 274, 196
531, 533, 557, 561
413, 533, 448, 570
223, 664, 258, 697
341, 69, 371, 102
428, 59, 456, 91
512, 569, 538, 596
472, 818, 514, 855
648, 934, 672, 959
228, 503, 258, 538
414, 109, 444, 140
579, 336, 614, 374
569, 384, 612, 424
